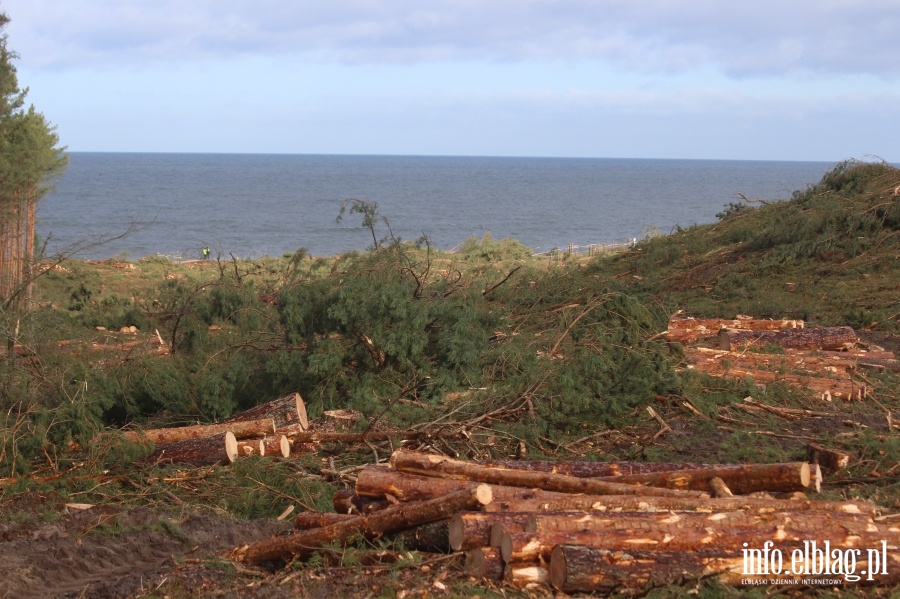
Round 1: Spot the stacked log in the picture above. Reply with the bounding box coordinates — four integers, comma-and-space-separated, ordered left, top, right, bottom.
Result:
666, 316, 804, 345
135, 393, 308, 466
250, 449, 896, 592
669, 316, 898, 401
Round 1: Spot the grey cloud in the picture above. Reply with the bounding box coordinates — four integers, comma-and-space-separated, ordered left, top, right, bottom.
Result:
4, 0, 899, 78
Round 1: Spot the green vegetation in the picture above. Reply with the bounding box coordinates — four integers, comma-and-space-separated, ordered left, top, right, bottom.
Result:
0, 9, 67, 327
0, 160, 898, 596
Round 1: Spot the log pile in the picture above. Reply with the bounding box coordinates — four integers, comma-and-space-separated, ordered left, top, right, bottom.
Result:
129, 392, 308, 466
666, 315, 805, 345
234, 449, 899, 592
669, 314, 898, 401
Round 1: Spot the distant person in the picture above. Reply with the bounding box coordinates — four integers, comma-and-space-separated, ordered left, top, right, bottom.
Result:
202, 246, 210, 260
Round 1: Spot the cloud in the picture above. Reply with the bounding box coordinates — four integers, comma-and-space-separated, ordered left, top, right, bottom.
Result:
4, 0, 899, 79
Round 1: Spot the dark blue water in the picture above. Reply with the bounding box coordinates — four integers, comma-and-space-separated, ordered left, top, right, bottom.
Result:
37, 153, 835, 260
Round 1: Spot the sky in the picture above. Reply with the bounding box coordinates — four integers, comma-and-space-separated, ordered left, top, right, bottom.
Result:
2, 0, 899, 161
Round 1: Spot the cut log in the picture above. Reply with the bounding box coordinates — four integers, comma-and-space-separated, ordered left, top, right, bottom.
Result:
593, 462, 817, 494
502, 510, 891, 562
667, 317, 804, 344
235, 439, 264, 457
505, 564, 549, 585
262, 435, 291, 458
294, 512, 356, 530
484, 493, 878, 515
549, 545, 900, 592
389, 450, 709, 498
236, 483, 493, 565
448, 512, 532, 551
806, 442, 851, 474
224, 392, 308, 430
123, 417, 276, 446
355, 465, 574, 503
525, 510, 873, 536
717, 326, 857, 352
478, 459, 714, 477
466, 547, 504, 580
388, 519, 450, 553
146, 431, 238, 467
687, 356, 865, 401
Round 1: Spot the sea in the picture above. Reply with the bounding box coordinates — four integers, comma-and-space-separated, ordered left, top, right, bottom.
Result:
36, 153, 837, 261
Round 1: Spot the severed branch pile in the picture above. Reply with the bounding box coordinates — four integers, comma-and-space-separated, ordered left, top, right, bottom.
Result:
668, 314, 899, 401
232, 449, 900, 592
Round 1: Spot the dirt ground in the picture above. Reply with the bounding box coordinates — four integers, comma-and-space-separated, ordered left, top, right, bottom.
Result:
0, 505, 293, 599
0, 504, 512, 599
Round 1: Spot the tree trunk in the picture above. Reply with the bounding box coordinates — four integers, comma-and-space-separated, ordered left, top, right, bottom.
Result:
262, 435, 291, 458
593, 462, 819, 494
235, 439, 264, 457
466, 547, 504, 580
224, 392, 308, 430
524, 510, 874, 536
806, 443, 851, 474
389, 450, 709, 499
236, 484, 493, 565
502, 509, 890, 563
484, 493, 877, 515
667, 317, 804, 344
477, 459, 715, 477
123, 418, 276, 446
718, 326, 857, 352
146, 431, 238, 466
387, 519, 451, 553
549, 544, 900, 592
355, 465, 573, 504
448, 512, 532, 551
687, 348, 867, 400
294, 512, 356, 530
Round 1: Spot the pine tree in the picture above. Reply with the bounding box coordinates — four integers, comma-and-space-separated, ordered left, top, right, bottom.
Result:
0, 11, 67, 332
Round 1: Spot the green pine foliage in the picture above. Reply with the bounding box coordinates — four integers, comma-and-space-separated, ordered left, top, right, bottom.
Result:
1, 159, 898, 478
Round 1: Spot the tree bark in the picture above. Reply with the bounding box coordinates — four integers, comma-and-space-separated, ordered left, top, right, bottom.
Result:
389, 450, 709, 499
466, 547, 504, 580
236, 484, 493, 565
146, 431, 238, 466
332, 490, 394, 515
593, 462, 818, 494
549, 544, 900, 592
484, 493, 878, 515
718, 326, 857, 352
224, 392, 308, 430
387, 519, 451, 553
294, 512, 356, 530
448, 512, 532, 551
123, 417, 276, 446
